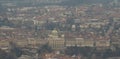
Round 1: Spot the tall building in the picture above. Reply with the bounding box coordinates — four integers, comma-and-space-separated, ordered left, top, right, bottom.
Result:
48, 29, 65, 50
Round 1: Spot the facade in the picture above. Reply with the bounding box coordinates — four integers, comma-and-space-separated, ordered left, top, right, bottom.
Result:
65, 38, 76, 47
0, 40, 9, 50
82, 39, 94, 47
48, 38, 65, 50
3, 28, 111, 50
48, 29, 65, 50
95, 40, 110, 47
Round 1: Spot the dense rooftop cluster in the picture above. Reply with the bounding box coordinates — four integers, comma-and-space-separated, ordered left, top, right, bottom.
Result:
0, 0, 120, 59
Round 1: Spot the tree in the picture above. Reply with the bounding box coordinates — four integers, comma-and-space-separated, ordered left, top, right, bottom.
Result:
102, 49, 113, 59
0, 49, 17, 59
66, 17, 74, 25
65, 46, 80, 56
38, 43, 53, 55
0, 17, 14, 27
102, 48, 120, 59
65, 46, 94, 59
9, 42, 22, 57
6, 53, 17, 59
0, 49, 7, 59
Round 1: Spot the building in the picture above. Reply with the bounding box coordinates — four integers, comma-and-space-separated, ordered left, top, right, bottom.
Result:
47, 28, 65, 50
48, 38, 65, 50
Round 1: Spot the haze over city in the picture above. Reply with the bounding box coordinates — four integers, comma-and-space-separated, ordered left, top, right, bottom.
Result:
0, 0, 120, 59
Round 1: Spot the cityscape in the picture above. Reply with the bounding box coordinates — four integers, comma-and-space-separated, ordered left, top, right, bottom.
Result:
0, 0, 120, 59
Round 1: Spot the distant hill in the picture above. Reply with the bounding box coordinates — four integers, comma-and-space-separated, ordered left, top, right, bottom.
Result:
60, 0, 114, 5
0, 0, 118, 6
